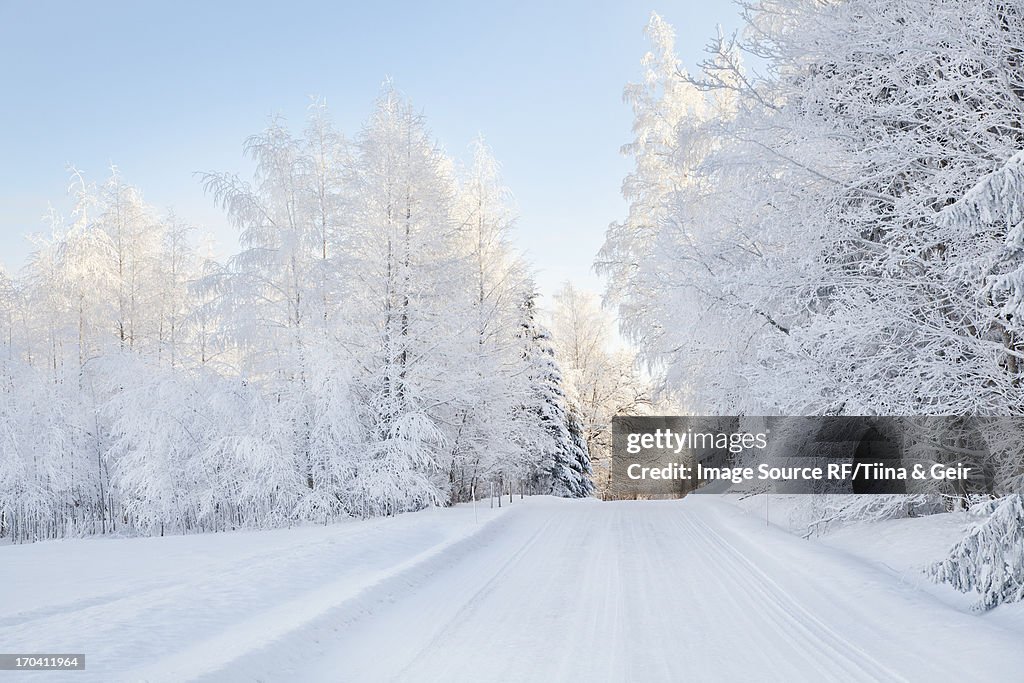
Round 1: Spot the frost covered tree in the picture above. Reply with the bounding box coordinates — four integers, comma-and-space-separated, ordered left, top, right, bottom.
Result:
519, 292, 594, 498
597, 13, 776, 412
200, 105, 356, 520
929, 494, 1024, 610
750, 0, 1024, 417
441, 139, 548, 503
939, 151, 1024, 385
1, 88, 590, 541
549, 282, 649, 495
337, 87, 470, 515
0, 169, 207, 539
200, 107, 347, 374
602, 3, 1024, 421
599, 1, 1024, 537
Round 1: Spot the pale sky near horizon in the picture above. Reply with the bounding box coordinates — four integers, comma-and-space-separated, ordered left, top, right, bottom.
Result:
0, 0, 747, 301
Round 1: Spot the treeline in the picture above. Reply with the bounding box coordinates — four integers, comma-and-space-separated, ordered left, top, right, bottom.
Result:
0, 89, 594, 543
602, 2, 1024, 499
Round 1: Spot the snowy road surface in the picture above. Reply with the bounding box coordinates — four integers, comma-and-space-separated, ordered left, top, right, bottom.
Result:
2, 496, 1022, 682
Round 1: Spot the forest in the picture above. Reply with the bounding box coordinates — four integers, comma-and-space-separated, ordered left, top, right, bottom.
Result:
602, 1, 1024, 496
0, 91, 623, 542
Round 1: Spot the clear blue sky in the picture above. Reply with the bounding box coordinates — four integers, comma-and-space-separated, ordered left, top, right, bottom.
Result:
0, 0, 745, 299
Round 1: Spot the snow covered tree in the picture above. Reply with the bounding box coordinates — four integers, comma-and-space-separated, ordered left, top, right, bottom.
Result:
1, 88, 600, 540
559, 404, 595, 499
200, 105, 359, 521
747, 0, 1024, 417
439, 138, 547, 503
597, 13, 778, 413
929, 494, 1024, 611
337, 86, 473, 515
548, 282, 649, 495
519, 292, 594, 498
602, 2, 1024, 420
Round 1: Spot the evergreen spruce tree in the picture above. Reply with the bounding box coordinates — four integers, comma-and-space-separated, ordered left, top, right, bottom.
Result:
562, 402, 596, 498
520, 293, 595, 498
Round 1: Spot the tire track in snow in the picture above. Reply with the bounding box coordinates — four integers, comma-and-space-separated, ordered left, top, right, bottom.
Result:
0, 518, 415, 632
676, 510, 905, 682
129, 509, 518, 683
391, 514, 560, 681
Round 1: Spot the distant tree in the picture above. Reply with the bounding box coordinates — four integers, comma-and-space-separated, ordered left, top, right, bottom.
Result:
549, 282, 649, 495
518, 291, 594, 498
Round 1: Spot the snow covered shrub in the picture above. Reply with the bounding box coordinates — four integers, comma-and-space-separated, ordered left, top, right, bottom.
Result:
794, 494, 937, 538
928, 494, 1024, 611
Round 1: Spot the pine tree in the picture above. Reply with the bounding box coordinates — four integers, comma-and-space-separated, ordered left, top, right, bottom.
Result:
520, 293, 594, 498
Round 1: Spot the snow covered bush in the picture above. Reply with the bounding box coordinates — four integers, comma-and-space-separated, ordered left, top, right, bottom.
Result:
928, 494, 1024, 611
794, 495, 939, 539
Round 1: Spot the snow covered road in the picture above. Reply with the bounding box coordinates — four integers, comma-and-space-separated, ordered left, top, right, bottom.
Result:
2, 496, 1022, 681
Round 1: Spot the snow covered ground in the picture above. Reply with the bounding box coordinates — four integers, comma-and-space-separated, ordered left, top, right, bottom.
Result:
2, 495, 1022, 682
